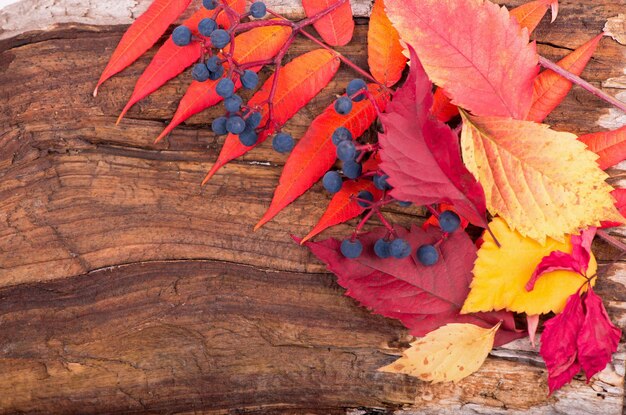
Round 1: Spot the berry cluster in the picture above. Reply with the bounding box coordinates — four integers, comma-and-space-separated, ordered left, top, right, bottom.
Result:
171, 1, 295, 152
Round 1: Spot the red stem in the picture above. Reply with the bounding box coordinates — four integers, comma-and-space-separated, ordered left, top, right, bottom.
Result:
374, 209, 396, 235
353, 209, 375, 237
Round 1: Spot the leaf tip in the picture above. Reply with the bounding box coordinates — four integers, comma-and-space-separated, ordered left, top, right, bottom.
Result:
92, 86, 99, 98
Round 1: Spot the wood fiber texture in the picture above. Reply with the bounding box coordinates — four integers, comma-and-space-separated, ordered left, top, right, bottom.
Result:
0, 0, 625, 413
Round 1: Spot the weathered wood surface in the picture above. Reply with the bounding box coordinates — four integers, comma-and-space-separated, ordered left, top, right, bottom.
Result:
1, 0, 626, 413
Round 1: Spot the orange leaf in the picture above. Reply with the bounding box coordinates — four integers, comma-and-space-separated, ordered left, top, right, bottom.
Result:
255, 84, 389, 230
367, 0, 407, 87
509, 0, 559, 34
302, 0, 354, 46
94, 0, 192, 96
527, 34, 603, 122
579, 125, 626, 170
202, 49, 341, 182
385, 0, 538, 119
301, 180, 382, 243
154, 25, 292, 143
218, 0, 246, 29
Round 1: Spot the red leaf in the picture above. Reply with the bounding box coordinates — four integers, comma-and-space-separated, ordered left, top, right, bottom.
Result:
94, 0, 192, 96
527, 34, 603, 122
367, 0, 407, 87
385, 0, 538, 119
379, 46, 487, 228
217, 0, 246, 29
579, 125, 626, 170
302, 0, 354, 46
509, 0, 558, 34
526, 228, 596, 291
300, 181, 380, 243
202, 49, 340, 182
540, 292, 584, 394
431, 88, 458, 123
255, 84, 389, 230
154, 25, 293, 143
601, 188, 626, 228
117, 8, 212, 124
302, 226, 523, 346
577, 287, 622, 381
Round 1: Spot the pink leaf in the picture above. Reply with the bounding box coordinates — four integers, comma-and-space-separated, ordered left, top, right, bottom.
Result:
527, 314, 540, 348
379, 45, 487, 228
577, 287, 622, 381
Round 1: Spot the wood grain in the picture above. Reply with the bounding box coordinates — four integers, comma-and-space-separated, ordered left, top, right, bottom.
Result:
1, 1, 625, 413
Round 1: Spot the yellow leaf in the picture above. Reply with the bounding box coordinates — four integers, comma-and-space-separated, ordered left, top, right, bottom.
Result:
461, 217, 596, 315
379, 323, 500, 383
460, 112, 622, 243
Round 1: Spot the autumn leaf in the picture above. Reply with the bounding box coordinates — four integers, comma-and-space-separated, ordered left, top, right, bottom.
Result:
461, 218, 596, 315
154, 25, 292, 143
527, 34, 603, 123
431, 89, 459, 123
302, 0, 354, 46
367, 0, 407, 87
217, 0, 246, 29
203, 49, 340, 183
460, 112, 622, 243
510, 0, 559, 34
300, 180, 380, 243
379, 47, 488, 228
255, 84, 389, 231
579, 125, 626, 170
302, 225, 523, 346
94, 0, 192, 96
385, 0, 538, 119
380, 323, 500, 383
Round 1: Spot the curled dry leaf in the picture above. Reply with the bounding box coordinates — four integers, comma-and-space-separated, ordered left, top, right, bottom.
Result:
379, 323, 501, 383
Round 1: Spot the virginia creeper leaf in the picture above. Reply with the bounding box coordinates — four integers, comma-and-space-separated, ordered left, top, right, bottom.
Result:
302, 0, 354, 46
217, 0, 246, 29
255, 84, 389, 230
94, 0, 192, 96
431, 88, 459, 123
579, 125, 626, 170
526, 228, 596, 291
203, 49, 340, 182
460, 112, 623, 243
302, 225, 523, 347
385, 0, 538, 119
577, 287, 622, 381
379, 47, 488, 228
154, 25, 292, 143
510, 0, 559, 34
540, 291, 584, 394
367, 0, 407, 87
379, 323, 500, 383
527, 34, 603, 123
462, 218, 597, 315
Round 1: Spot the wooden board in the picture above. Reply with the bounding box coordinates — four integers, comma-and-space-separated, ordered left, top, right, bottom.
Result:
1, 0, 625, 413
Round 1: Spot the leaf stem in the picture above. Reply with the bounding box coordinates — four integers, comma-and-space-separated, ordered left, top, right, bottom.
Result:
597, 229, 626, 253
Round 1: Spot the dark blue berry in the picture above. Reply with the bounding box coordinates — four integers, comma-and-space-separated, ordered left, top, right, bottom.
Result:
212, 116, 228, 135
198, 18, 217, 37
224, 94, 243, 113
203, 0, 218, 10
250, 2, 267, 18
239, 127, 258, 146
373, 174, 391, 190
417, 244, 439, 266
208, 65, 225, 80
374, 238, 391, 258
226, 116, 246, 134
397, 200, 412, 207
210, 29, 230, 49
172, 25, 192, 46
192, 63, 211, 82
272, 133, 295, 153
347, 78, 367, 102
336, 140, 356, 161
390, 238, 411, 259
216, 78, 235, 98
343, 160, 362, 179
246, 112, 262, 129
206, 56, 221, 72
439, 210, 461, 233
241, 70, 259, 89
357, 190, 374, 208
322, 171, 342, 194
341, 239, 363, 258
332, 127, 352, 145
334, 96, 353, 115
